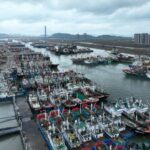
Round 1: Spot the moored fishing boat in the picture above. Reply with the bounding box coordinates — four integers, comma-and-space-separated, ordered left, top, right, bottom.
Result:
124, 111, 150, 134
117, 53, 135, 63
123, 59, 150, 79
28, 93, 41, 113
74, 120, 92, 143
22, 78, 31, 91
72, 55, 111, 66
104, 124, 120, 139
94, 141, 109, 150
72, 87, 109, 105
110, 48, 119, 55
36, 113, 67, 150
61, 119, 81, 149
48, 130, 68, 150
86, 115, 104, 140
37, 89, 47, 101
54, 44, 93, 55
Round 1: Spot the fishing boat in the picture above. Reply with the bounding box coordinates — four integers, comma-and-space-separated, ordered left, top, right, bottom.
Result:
48, 129, 68, 150
29, 78, 36, 89
48, 109, 63, 126
35, 75, 43, 85
122, 108, 150, 135
146, 65, 150, 79
74, 120, 92, 143
73, 88, 109, 105
134, 99, 148, 113
104, 111, 125, 133
72, 56, 110, 66
28, 93, 41, 112
0, 80, 15, 101
55, 45, 93, 55
110, 48, 119, 55
86, 115, 104, 139
134, 111, 150, 134
22, 78, 31, 90
63, 100, 78, 109
94, 141, 109, 150
122, 98, 137, 114
61, 119, 81, 149
117, 53, 135, 63
123, 60, 150, 79
0, 91, 11, 101
37, 89, 47, 101
104, 101, 126, 117
104, 124, 120, 138
36, 113, 67, 150
50, 89, 68, 107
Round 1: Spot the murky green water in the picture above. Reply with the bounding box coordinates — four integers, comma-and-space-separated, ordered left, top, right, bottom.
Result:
27, 44, 150, 102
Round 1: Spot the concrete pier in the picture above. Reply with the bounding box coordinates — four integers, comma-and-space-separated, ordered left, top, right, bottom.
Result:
16, 97, 48, 150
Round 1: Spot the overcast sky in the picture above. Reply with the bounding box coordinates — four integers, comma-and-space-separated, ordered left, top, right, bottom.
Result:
0, 0, 150, 36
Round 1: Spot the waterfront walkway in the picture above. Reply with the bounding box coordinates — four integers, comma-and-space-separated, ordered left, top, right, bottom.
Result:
16, 97, 48, 150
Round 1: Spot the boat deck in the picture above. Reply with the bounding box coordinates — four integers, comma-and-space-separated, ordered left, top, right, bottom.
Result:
16, 97, 48, 150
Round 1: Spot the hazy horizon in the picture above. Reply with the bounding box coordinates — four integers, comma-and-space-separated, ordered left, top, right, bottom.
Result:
0, 0, 150, 36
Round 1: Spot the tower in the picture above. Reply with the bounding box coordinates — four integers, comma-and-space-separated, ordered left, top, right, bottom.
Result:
44, 26, 47, 38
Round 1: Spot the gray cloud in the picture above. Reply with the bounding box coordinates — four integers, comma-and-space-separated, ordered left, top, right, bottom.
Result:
0, 0, 150, 35
50, 0, 149, 15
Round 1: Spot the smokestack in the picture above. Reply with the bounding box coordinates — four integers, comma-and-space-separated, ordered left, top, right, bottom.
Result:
44, 26, 47, 38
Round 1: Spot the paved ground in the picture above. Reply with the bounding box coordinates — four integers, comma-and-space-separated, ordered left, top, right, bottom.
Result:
16, 97, 48, 150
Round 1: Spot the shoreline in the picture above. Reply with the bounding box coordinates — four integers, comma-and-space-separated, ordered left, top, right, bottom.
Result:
75, 42, 150, 56
40, 39, 150, 56
47, 40, 150, 56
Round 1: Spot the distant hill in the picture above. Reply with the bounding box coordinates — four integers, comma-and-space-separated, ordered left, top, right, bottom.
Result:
0, 33, 9, 39
51, 33, 76, 40
50, 33, 132, 41
97, 35, 132, 41
0, 33, 9, 38
51, 33, 95, 40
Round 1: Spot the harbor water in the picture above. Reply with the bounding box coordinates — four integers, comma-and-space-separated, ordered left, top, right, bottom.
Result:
27, 43, 150, 103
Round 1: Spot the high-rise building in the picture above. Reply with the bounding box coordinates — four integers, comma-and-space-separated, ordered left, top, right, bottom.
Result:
134, 33, 150, 45
134, 34, 140, 44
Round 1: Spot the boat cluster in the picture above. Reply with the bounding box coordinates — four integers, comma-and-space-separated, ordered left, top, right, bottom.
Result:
71, 49, 136, 67
110, 48, 136, 64
31, 42, 93, 55
6, 51, 149, 149
36, 95, 150, 150
0, 42, 9, 67
123, 56, 150, 79
49, 44, 93, 55
2, 42, 150, 150
0, 74, 17, 101
72, 55, 111, 66
105, 97, 150, 134
31, 41, 56, 49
